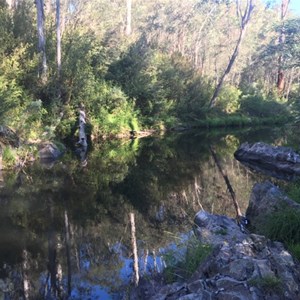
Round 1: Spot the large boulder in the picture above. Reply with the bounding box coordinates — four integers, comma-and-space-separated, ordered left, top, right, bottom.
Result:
234, 142, 300, 180
38, 142, 63, 161
130, 210, 300, 299
246, 181, 300, 230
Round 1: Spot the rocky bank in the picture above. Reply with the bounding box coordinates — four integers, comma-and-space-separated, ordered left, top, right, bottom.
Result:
130, 182, 300, 300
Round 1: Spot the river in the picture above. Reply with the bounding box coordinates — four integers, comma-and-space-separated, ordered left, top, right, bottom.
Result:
0, 125, 295, 299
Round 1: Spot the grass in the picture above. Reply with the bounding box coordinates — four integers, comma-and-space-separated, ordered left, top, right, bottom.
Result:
284, 180, 300, 204
190, 114, 289, 129
2, 146, 16, 168
163, 236, 212, 283
259, 208, 300, 261
248, 275, 282, 294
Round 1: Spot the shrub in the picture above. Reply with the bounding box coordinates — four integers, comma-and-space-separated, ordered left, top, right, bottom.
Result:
239, 93, 289, 118
216, 85, 242, 113
163, 236, 212, 283
2, 146, 16, 168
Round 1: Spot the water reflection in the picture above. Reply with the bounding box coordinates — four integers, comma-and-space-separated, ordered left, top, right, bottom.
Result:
0, 126, 292, 299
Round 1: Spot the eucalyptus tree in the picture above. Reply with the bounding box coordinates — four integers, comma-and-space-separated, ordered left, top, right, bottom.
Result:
56, 0, 61, 78
277, 0, 290, 92
36, 0, 47, 82
208, 0, 255, 108
126, 0, 132, 36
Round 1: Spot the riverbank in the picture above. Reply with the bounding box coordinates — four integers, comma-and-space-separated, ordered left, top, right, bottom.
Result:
129, 182, 300, 300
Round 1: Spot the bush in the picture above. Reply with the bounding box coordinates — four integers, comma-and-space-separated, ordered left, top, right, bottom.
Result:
108, 43, 213, 125
216, 85, 242, 113
239, 93, 289, 118
2, 146, 16, 168
83, 81, 140, 136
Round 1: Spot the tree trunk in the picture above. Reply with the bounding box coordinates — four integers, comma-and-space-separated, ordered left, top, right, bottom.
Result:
76, 104, 88, 166
6, 0, 16, 9
56, 0, 62, 78
125, 0, 132, 36
36, 0, 47, 82
130, 212, 139, 286
47, 199, 58, 298
208, 0, 254, 108
56, 0, 62, 99
210, 146, 242, 219
277, 0, 290, 93
0, 146, 2, 171
22, 249, 30, 300
64, 210, 72, 297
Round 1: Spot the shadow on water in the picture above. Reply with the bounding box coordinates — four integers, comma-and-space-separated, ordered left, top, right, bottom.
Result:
0, 125, 297, 299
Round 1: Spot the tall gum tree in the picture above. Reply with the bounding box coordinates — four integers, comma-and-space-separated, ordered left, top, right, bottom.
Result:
36, 0, 47, 82
126, 0, 132, 35
277, 0, 290, 93
56, 0, 61, 78
208, 0, 254, 109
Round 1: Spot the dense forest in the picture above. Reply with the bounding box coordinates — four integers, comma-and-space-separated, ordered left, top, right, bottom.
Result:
0, 0, 299, 146
1, 1, 300, 298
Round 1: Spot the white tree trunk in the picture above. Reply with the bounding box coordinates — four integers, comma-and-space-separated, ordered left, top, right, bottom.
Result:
77, 105, 88, 166
36, 0, 47, 82
130, 212, 139, 286
78, 107, 87, 148
56, 0, 62, 78
277, 0, 290, 92
126, 0, 132, 36
209, 0, 254, 108
22, 249, 30, 300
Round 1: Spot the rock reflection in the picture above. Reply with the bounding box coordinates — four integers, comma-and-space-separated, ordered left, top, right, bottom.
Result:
0, 128, 291, 299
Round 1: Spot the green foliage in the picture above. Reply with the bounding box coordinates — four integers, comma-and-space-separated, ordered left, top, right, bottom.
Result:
239, 92, 289, 118
2, 146, 16, 168
288, 244, 300, 261
86, 81, 140, 136
0, 0, 296, 138
259, 207, 300, 261
285, 181, 300, 204
108, 43, 213, 126
262, 208, 300, 245
217, 85, 242, 113
248, 276, 282, 294
163, 236, 212, 283
0, 75, 22, 121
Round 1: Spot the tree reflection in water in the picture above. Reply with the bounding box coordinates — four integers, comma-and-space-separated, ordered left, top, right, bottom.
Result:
0, 126, 291, 299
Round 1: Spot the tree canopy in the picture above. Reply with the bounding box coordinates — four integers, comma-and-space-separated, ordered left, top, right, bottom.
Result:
0, 0, 299, 140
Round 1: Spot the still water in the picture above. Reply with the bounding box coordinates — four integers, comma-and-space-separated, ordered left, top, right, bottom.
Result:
0, 126, 295, 299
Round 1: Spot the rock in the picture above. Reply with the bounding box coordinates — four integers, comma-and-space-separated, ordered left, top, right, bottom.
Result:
0, 126, 20, 147
135, 209, 300, 300
38, 142, 63, 161
246, 181, 300, 230
234, 142, 300, 180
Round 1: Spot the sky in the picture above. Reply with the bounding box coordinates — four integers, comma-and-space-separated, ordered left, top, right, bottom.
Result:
289, 0, 300, 15
266, 0, 300, 15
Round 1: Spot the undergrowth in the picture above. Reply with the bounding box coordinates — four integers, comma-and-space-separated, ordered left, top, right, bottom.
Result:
259, 208, 300, 261
163, 236, 212, 283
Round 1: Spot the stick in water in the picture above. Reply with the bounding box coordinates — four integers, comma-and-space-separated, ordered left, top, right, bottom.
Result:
130, 212, 139, 286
